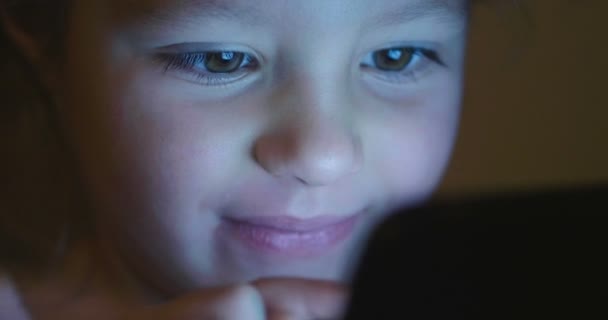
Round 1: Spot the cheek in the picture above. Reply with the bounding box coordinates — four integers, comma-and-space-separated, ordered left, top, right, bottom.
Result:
83, 64, 262, 230
371, 83, 462, 206
104, 93, 234, 215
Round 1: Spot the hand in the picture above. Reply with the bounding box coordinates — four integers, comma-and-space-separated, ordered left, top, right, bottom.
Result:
122, 278, 348, 320
252, 277, 348, 320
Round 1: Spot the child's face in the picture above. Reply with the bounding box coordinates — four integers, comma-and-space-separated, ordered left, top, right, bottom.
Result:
58, 0, 468, 294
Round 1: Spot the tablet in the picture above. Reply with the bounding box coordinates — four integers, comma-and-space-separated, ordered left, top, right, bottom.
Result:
344, 184, 608, 319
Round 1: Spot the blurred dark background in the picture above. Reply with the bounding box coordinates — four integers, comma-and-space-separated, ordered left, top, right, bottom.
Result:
439, 0, 608, 195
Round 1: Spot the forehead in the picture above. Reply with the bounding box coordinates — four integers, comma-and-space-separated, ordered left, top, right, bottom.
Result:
108, 0, 467, 27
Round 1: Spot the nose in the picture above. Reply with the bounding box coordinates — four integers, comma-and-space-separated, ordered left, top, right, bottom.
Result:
254, 118, 363, 186
254, 88, 363, 187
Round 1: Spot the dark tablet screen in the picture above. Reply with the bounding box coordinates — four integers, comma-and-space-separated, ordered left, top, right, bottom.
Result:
344, 184, 608, 319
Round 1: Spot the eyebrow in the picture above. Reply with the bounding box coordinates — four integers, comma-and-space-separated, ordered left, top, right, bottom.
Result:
121, 0, 465, 28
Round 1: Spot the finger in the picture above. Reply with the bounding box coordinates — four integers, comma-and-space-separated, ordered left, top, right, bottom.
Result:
136, 284, 266, 320
252, 278, 348, 320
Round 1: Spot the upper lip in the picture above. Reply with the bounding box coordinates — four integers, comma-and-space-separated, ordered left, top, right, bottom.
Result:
223, 212, 362, 232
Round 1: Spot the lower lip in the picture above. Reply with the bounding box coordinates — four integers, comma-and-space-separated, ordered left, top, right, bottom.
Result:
219, 214, 361, 257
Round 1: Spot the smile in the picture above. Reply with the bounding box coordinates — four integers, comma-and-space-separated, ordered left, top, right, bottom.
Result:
219, 212, 364, 257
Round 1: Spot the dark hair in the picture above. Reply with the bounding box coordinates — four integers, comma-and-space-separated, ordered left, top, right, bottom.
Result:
1, 0, 80, 275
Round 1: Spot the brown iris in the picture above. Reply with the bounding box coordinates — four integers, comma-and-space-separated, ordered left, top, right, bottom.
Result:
373, 48, 414, 71
205, 51, 245, 73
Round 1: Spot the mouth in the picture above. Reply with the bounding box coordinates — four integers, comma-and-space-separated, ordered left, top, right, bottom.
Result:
218, 211, 364, 258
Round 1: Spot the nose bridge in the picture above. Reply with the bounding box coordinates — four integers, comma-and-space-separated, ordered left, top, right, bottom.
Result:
287, 73, 348, 122
273, 51, 354, 138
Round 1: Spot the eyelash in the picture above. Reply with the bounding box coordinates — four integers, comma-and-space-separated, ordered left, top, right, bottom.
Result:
154, 52, 259, 87
153, 47, 444, 87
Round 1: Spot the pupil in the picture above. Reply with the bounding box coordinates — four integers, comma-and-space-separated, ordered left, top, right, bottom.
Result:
205, 51, 244, 73
374, 48, 413, 71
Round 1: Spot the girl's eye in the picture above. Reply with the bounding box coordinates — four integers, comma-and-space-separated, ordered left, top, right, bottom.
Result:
373, 48, 416, 71
154, 50, 259, 86
360, 46, 445, 83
